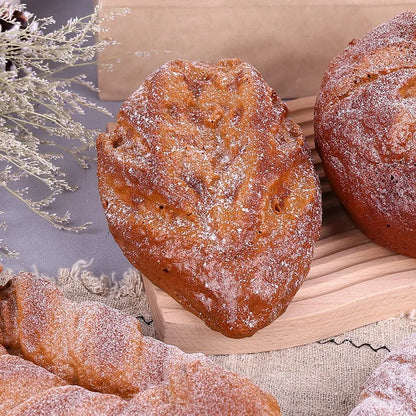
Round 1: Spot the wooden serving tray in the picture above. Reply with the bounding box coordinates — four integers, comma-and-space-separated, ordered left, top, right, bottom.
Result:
108, 96, 416, 355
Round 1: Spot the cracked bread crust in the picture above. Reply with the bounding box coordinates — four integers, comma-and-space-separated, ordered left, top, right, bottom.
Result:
314, 11, 416, 257
96, 58, 321, 338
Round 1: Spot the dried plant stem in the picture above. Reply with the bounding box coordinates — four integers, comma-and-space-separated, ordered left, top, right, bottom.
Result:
0, 4, 129, 259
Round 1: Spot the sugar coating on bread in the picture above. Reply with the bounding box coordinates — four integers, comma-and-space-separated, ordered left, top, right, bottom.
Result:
314, 11, 416, 257
0, 355, 68, 413
97, 58, 321, 338
0, 273, 280, 415
350, 333, 416, 415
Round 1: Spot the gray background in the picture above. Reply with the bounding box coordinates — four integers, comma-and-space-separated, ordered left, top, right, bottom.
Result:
1, 0, 132, 277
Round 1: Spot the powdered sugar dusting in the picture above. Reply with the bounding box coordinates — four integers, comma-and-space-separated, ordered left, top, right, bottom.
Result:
314, 11, 416, 257
0, 354, 68, 413
7, 385, 126, 416
0, 274, 280, 415
96, 58, 321, 338
350, 332, 416, 415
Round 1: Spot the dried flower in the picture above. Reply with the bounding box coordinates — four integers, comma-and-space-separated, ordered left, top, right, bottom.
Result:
0, 4, 129, 259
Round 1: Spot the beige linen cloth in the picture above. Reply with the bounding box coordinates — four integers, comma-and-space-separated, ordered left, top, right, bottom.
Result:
1, 260, 415, 416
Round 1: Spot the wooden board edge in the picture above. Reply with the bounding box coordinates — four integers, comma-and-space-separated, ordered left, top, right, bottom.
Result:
144, 274, 416, 355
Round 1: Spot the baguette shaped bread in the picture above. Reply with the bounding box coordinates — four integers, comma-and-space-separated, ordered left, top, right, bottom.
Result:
96, 58, 321, 338
349, 332, 416, 415
0, 273, 280, 415
314, 11, 416, 257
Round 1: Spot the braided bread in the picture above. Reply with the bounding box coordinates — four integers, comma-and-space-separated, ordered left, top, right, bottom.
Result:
96, 58, 321, 338
314, 11, 416, 257
350, 332, 416, 415
0, 273, 280, 415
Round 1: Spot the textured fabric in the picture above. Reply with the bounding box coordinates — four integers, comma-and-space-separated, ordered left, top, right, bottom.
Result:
215, 319, 416, 416
1, 265, 415, 416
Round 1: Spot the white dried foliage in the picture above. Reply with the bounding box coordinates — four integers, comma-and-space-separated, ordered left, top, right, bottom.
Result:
0, 5, 129, 259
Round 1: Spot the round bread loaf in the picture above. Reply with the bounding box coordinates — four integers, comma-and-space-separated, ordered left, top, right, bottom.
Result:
349, 332, 416, 415
314, 11, 416, 257
97, 58, 321, 338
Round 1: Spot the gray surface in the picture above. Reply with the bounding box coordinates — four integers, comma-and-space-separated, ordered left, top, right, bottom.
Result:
1, 0, 132, 277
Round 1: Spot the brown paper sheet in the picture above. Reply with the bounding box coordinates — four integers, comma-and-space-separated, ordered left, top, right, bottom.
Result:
97, 1, 416, 100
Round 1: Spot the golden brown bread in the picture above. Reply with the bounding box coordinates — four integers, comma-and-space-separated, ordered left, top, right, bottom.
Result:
96, 58, 321, 338
349, 332, 416, 415
0, 273, 280, 415
314, 11, 416, 257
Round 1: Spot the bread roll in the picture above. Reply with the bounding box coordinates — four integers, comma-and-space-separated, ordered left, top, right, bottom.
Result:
97, 58, 321, 338
350, 332, 416, 415
315, 11, 416, 257
0, 273, 280, 415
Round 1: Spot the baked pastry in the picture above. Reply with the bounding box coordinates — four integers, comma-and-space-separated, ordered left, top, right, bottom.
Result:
314, 11, 416, 257
349, 332, 416, 415
0, 273, 280, 415
96, 58, 321, 338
